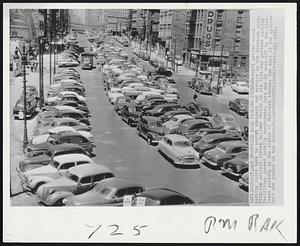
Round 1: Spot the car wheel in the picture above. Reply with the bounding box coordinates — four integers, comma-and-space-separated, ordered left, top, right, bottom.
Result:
32, 182, 45, 193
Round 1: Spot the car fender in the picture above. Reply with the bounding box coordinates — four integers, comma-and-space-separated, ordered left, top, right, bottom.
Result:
45, 191, 75, 205
29, 176, 55, 189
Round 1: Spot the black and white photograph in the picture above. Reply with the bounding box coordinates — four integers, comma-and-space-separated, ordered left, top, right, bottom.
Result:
3, 3, 297, 243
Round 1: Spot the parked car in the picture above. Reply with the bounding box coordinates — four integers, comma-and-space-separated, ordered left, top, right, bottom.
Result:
202, 141, 248, 168
18, 143, 91, 172
20, 85, 38, 98
114, 96, 132, 115
36, 164, 114, 206
239, 172, 249, 189
133, 188, 195, 206
209, 113, 242, 132
25, 131, 95, 157
13, 97, 38, 120
163, 93, 179, 103
221, 151, 249, 177
143, 104, 182, 117
163, 114, 194, 135
184, 101, 211, 117
51, 100, 89, 114
193, 133, 242, 157
231, 81, 249, 94
184, 128, 227, 144
157, 134, 201, 166
137, 116, 164, 145
34, 117, 91, 135
141, 99, 169, 112
229, 98, 249, 115
195, 81, 212, 95
20, 154, 93, 192
155, 66, 173, 77
160, 109, 192, 123
57, 58, 79, 67
175, 119, 213, 136
62, 177, 145, 206
107, 88, 124, 104
121, 102, 142, 127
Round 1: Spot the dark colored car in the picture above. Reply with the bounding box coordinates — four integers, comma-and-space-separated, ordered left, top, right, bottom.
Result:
121, 102, 142, 127
18, 143, 91, 172
13, 97, 38, 119
184, 101, 211, 117
54, 100, 90, 115
133, 188, 195, 206
141, 99, 169, 112
176, 119, 213, 136
193, 133, 242, 157
60, 86, 85, 96
229, 98, 249, 115
25, 131, 95, 157
155, 66, 173, 77
185, 128, 227, 144
221, 151, 249, 177
137, 116, 164, 145
160, 109, 192, 123
143, 104, 182, 117
114, 96, 132, 115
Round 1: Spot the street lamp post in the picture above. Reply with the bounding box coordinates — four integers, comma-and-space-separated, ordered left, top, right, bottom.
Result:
15, 43, 30, 152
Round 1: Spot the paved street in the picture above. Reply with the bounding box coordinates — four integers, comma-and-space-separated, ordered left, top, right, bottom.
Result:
10, 34, 248, 206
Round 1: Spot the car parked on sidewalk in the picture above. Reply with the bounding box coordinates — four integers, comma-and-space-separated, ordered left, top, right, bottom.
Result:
184, 101, 211, 117
36, 164, 114, 206
18, 143, 91, 172
25, 131, 95, 157
13, 97, 39, 120
209, 113, 242, 132
137, 116, 164, 145
229, 98, 249, 115
107, 88, 124, 104
193, 132, 243, 157
20, 154, 94, 192
221, 151, 249, 177
184, 128, 227, 144
121, 102, 142, 127
62, 177, 145, 206
157, 134, 201, 166
133, 188, 195, 206
202, 142, 248, 168
143, 104, 182, 117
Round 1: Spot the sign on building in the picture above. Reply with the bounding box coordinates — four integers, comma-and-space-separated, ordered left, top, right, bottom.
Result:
203, 10, 216, 50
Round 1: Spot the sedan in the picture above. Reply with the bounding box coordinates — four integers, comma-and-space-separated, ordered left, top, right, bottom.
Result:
13, 97, 38, 120
231, 81, 249, 94
62, 177, 145, 206
221, 153, 248, 177
209, 113, 242, 132
107, 88, 124, 104
163, 114, 194, 134
57, 58, 79, 67
157, 134, 201, 166
229, 98, 249, 115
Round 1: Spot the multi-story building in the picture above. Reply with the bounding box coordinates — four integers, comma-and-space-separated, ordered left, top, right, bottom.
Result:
157, 9, 186, 56
104, 9, 131, 34
85, 10, 105, 30
183, 9, 249, 73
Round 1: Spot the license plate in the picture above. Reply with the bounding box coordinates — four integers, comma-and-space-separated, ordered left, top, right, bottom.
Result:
18, 112, 24, 119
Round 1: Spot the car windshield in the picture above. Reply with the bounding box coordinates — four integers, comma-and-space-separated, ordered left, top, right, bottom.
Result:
67, 172, 79, 183
94, 185, 114, 198
50, 160, 60, 169
47, 136, 57, 144
174, 141, 191, 147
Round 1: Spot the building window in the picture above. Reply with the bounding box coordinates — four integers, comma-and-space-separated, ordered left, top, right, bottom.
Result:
237, 16, 242, 23
238, 10, 244, 14
240, 56, 247, 68
233, 56, 238, 67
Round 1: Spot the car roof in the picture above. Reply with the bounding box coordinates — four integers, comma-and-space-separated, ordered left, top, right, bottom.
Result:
97, 177, 143, 190
203, 133, 238, 141
55, 117, 78, 123
139, 188, 190, 200
53, 153, 91, 163
215, 113, 234, 119
69, 163, 112, 178
123, 102, 139, 107
164, 134, 190, 142
184, 119, 210, 125
154, 103, 180, 108
142, 116, 162, 122
218, 141, 248, 148
50, 131, 83, 138
173, 114, 194, 120
58, 109, 82, 114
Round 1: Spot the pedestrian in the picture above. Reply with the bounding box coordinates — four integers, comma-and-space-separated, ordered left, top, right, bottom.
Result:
193, 93, 198, 101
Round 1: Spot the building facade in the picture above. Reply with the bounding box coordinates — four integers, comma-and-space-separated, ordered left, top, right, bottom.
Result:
104, 9, 131, 34
158, 9, 186, 57
184, 9, 249, 73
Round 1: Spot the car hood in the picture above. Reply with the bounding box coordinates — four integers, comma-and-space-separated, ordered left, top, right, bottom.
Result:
43, 177, 76, 189
31, 134, 49, 145
27, 143, 50, 151
25, 165, 56, 177
204, 149, 223, 159
65, 190, 112, 206
225, 158, 248, 168
22, 154, 51, 165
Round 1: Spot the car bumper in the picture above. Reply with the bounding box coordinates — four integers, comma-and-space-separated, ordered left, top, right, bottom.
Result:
202, 157, 219, 166
174, 159, 202, 166
221, 167, 242, 177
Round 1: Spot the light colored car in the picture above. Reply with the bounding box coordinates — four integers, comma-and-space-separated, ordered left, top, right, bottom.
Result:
239, 172, 249, 189
20, 154, 93, 192
135, 92, 161, 104
57, 58, 79, 67
62, 177, 145, 206
46, 91, 86, 104
165, 84, 179, 95
163, 114, 194, 134
157, 134, 201, 166
231, 81, 249, 94
107, 88, 124, 104
209, 113, 242, 132
36, 163, 114, 206
163, 93, 179, 103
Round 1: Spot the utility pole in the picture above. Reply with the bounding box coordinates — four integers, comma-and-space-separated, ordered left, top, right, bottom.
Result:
173, 38, 176, 73
195, 39, 202, 78
210, 39, 216, 86
217, 45, 224, 92
230, 39, 235, 83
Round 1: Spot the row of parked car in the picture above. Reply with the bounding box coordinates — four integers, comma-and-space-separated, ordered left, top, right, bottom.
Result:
101, 42, 249, 194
